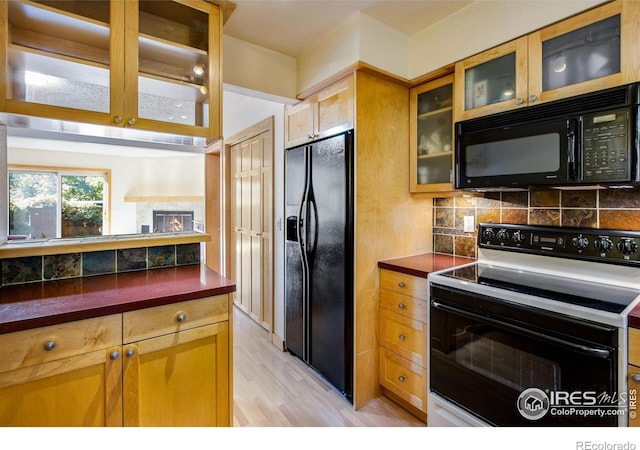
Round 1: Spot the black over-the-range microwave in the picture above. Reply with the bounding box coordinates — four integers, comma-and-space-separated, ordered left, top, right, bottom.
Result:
455, 82, 640, 191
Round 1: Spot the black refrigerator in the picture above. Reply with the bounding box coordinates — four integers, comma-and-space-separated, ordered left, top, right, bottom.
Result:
285, 130, 354, 402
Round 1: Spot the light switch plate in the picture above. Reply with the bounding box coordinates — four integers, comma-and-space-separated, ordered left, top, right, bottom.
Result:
464, 215, 475, 233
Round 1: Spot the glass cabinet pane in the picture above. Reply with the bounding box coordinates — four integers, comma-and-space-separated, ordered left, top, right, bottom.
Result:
542, 15, 620, 92
137, 0, 209, 127
7, 1, 111, 113
416, 82, 453, 186
464, 53, 516, 110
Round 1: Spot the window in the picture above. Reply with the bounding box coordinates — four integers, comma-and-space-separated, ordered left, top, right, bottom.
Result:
9, 168, 108, 240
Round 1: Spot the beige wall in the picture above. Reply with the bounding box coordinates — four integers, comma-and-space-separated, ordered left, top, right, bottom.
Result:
224, 1, 608, 97
410, 0, 606, 79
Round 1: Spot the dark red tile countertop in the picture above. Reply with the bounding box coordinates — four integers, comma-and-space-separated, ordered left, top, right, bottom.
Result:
0, 265, 235, 335
378, 253, 475, 278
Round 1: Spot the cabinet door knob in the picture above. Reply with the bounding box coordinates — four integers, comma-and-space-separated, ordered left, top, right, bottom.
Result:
113, 116, 123, 124
398, 375, 406, 383
528, 95, 538, 103
398, 281, 406, 288
110, 351, 120, 361
126, 348, 136, 358
176, 312, 187, 323
632, 374, 640, 383
399, 334, 406, 341
127, 117, 137, 126
515, 98, 524, 105
398, 303, 406, 309
43, 341, 56, 352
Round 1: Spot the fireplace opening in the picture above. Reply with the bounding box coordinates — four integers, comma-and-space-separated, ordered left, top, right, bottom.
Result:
153, 210, 194, 233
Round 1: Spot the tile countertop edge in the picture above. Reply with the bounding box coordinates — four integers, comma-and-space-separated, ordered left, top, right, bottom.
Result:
0, 264, 235, 335
378, 253, 476, 279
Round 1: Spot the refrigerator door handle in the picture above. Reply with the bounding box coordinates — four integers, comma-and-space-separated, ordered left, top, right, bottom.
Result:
307, 193, 318, 256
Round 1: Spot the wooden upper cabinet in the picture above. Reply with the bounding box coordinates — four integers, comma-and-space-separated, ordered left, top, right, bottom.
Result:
285, 75, 354, 148
455, 37, 528, 121
410, 74, 456, 193
455, 1, 640, 121
1, 0, 222, 139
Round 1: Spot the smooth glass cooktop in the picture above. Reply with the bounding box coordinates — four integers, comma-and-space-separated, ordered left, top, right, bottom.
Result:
437, 263, 640, 314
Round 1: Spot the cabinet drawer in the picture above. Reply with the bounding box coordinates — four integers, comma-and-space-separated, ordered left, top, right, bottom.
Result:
379, 308, 427, 366
0, 315, 121, 374
379, 347, 427, 413
379, 269, 427, 301
123, 295, 229, 343
379, 288, 427, 322
630, 328, 640, 367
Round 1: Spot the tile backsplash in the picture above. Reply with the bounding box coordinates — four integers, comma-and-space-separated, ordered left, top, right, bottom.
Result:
0, 243, 201, 286
433, 188, 640, 258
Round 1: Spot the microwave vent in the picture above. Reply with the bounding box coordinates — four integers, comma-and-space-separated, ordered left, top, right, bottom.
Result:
458, 83, 637, 134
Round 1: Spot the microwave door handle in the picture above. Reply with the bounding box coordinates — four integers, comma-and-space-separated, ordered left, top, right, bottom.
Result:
567, 119, 579, 180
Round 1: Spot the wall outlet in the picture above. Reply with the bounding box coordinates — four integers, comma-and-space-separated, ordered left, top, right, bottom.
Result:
464, 215, 475, 233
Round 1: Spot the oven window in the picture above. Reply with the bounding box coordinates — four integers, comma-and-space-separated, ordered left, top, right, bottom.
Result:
453, 324, 560, 393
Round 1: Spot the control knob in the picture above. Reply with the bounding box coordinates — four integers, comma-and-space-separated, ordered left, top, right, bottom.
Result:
571, 235, 589, 250
512, 230, 526, 244
617, 239, 638, 255
594, 237, 613, 253
496, 230, 510, 243
482, 229, 495, 242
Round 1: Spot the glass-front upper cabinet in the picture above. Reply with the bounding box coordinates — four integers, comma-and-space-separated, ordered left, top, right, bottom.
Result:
528, 0, 639, 105
1, 0, 221, 140
454, 37, 528, 121
3, 1, 115, 120
410, 74, 455, 193
455, 1, 640, 121
128, 0, 221, 138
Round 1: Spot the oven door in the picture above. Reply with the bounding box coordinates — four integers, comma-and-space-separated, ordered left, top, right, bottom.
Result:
429, 284, 619, 426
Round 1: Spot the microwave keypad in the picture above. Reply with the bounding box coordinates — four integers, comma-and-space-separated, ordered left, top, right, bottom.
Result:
582, 110, 629, 182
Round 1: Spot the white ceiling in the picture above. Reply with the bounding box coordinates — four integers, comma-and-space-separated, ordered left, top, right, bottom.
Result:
223, 0, 473, 57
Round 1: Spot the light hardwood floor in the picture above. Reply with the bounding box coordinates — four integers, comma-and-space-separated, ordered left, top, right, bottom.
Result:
233, 307, 425, 427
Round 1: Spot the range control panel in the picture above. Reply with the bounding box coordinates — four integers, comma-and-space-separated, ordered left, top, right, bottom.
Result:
479, 223, 640, 266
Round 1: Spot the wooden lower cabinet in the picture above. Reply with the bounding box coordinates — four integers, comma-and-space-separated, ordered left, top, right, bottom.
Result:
0, 315, 123, 426
123, 322, 229, 426
378, 269, 428, 422
0, 294, 232, 427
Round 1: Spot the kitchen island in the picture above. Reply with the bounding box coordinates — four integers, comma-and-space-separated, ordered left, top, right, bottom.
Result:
0, 264, 235, 427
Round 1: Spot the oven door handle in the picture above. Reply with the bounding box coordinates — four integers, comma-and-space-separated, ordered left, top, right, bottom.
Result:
431, 300, 612, 360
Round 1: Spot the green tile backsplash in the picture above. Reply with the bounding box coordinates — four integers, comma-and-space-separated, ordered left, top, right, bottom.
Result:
433, 188, 640, 258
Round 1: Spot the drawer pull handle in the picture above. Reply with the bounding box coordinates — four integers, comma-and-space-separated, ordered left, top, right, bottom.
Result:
176, 313, 187, 323
110, 351, 120, 361
398, 375, 406, 383
126, 349, 136, 358
399, 334, 406, 341
632, 374, 640, 383
398, 303, 406, 309
43, 341, 56, 352
398, 282, 406, 288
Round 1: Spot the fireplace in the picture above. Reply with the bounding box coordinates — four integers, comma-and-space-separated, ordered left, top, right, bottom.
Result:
153, 210, 194, 233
